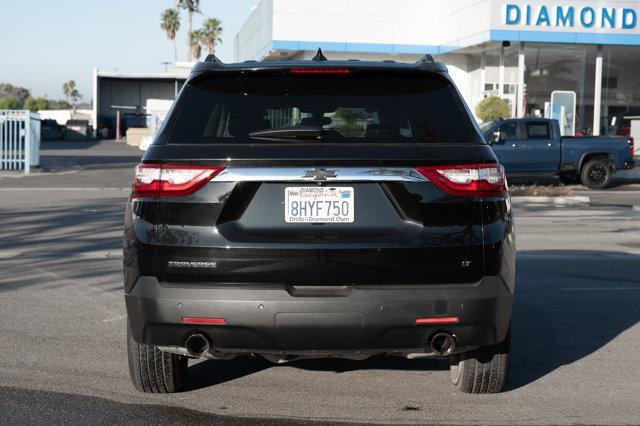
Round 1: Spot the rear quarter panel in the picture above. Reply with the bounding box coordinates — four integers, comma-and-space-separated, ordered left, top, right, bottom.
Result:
561, 137, 632, 170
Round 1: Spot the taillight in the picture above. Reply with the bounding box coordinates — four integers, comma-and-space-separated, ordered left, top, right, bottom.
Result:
416, 164, 508, 197
131, 164, 224, 198
630, 138, 635, 157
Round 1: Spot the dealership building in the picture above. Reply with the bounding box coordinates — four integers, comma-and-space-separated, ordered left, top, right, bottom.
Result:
234, 0, 640, 136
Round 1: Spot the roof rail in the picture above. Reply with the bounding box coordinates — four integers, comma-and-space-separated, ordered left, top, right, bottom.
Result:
311, 48, 328, 62
416, 54, 435, 64
204, 54, 223, 64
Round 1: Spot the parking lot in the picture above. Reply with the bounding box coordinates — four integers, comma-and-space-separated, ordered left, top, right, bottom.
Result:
1, 141, 639, 424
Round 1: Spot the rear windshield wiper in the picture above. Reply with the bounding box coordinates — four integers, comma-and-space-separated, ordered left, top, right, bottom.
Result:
249, 126, 324, 141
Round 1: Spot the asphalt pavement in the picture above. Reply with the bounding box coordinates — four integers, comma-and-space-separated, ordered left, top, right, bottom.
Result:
1, 141, 639, 424
36, 140, 143, 171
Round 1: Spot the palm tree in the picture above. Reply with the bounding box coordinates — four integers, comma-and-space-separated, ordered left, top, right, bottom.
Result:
201, 18, 223, 55
190, 30, 203, 61
160, 9, 180, 62
175, 0, 201, 61
62, 80, 75, 104
62, 80, 81, 113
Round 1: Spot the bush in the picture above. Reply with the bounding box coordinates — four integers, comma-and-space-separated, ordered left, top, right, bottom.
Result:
23, 97, 50, 111
0, 97, 21, 110
475, 96, 510, 122
49, 100, 72, 109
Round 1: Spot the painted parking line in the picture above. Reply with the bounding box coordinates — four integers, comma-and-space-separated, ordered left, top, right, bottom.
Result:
574, 190, 640, 194
0, 187, 129, 191
563, 287, 640, 291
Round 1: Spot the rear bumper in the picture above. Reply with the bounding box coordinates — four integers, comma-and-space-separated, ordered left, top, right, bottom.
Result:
624, 159, 635, 170
125, 276, 513, 357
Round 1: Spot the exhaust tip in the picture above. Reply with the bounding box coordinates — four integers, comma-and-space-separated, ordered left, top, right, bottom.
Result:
185, 333, 210, 357
431, 332, 456, 356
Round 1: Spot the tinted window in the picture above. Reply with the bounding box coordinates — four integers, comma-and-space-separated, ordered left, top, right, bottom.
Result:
496, 122, 518, 141
168, 71, 478, 144
479, 121, 496, 141
526, 122, 551, 139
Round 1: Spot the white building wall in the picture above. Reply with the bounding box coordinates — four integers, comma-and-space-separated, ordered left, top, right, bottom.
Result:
235, 0, 498, 60
234, 0, 274, 60
270, 0, 495, 48
490, 0, 640, 37
436, 53, 471, 106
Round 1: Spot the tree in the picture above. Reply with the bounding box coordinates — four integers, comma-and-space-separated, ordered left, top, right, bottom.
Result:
334, 108, 366, 137
0, 97, 21, 110
190, 29, 203, 61
201, 18, 223, 54
23, 97, 50, 111
161, 8, 180, 62
62, 80, 75, 103
49, 99, 72, 109
176, 0, 201, 61
475, 96, 510, 122
62, 80, 82, 113
0, 83, 30, 105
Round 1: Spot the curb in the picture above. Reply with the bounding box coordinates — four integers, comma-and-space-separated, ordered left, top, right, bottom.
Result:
511, 196, 590, 206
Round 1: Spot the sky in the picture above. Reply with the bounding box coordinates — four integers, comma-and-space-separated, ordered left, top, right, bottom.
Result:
0, 0, 257, 100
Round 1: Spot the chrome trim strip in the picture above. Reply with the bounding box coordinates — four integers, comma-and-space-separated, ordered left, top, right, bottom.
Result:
212, 167, 427, 182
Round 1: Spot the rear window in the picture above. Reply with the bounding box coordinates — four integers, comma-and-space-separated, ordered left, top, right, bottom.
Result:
526, 122, 551, 139
167, 71, 479, 144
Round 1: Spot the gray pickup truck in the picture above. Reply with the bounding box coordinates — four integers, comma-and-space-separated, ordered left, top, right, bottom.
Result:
480, 118, 635, 188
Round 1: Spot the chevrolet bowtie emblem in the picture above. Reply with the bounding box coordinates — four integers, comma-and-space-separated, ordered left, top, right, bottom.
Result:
302, 169, 338, 181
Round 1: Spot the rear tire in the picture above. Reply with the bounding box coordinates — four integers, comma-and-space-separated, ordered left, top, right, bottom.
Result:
580, 159, 612, 189
449, 327, 510, 394
127, 322, 188, 393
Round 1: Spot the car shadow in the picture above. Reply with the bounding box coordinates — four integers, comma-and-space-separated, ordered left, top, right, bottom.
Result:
186, 354, 447, 391
184, 250, 640, 392
0, 386, 321, 425
185, 356, 272, 390
507, 250, 640, 390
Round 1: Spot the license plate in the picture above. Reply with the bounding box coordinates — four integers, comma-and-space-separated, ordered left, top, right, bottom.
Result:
285, 187, 354, 223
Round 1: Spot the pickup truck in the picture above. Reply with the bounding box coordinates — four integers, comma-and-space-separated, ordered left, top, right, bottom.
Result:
480, 118, 635, 188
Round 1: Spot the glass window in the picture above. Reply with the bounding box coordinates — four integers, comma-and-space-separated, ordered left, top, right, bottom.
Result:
602, 45, 640, 136
503, 84, 517, 95
168, 71, 480, 144
524, 43, 596, 135
496, 122, 518, 141
526, 122, 550, 139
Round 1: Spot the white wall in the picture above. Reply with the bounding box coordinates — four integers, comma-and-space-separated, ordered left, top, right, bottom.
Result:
490, 0, 640, 36
234, 0, 274, 60
270, 0, 494, 47
37, 109, 93, 125
235, 0, 497, 60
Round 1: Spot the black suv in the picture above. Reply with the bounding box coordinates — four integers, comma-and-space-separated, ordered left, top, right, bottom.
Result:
124, 52, 515, 394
